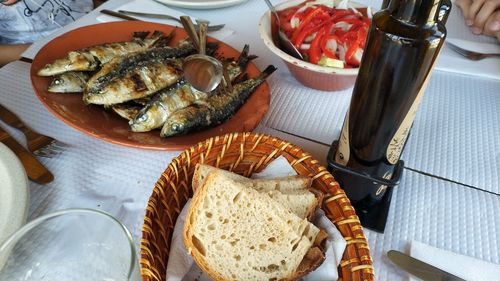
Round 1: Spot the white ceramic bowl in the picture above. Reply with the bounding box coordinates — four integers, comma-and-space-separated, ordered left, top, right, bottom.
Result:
259, 0, 369, 91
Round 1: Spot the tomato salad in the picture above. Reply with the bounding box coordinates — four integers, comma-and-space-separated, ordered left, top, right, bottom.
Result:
277, 0, 372, 68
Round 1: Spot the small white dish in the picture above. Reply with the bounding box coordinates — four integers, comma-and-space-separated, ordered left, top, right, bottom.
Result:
155, 0, 248, 9
0, 143, 29, 246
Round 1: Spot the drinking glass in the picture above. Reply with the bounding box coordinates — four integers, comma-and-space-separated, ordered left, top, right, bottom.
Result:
0, 208, 141, 281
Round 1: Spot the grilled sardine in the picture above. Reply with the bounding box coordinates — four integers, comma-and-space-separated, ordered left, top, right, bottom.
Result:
37, 31, 172, 76
160, 65, 277, 137
111, 102, 143, 120
48, 71, 91, 93
83, 58, 184, 105
130, 45, 256, 132
85, 40, 200, 94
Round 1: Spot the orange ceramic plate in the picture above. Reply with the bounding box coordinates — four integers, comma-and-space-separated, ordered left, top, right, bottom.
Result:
30, 21, 270, 151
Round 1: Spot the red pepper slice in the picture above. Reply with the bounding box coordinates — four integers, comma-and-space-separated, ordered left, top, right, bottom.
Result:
308, 28, 325, 64
345, 37, 360, 63
292, 18, 332, 48
340, 18, 364, 25
357, 27, 368, 48
337, 29, 358, 43
321, 33, 339, 59
291, 8, 326, 43
330, 9, 355, 22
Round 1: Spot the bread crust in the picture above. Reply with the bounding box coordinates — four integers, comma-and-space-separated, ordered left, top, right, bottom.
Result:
192, 164, 312, 192
184, 168, 327, 281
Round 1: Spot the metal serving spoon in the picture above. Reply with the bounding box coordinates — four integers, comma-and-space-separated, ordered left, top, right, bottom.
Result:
263, 0, 304, 60
180, 16, 223, 92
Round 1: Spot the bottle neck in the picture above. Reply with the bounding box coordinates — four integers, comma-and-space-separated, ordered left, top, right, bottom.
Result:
388, 0, 441, 25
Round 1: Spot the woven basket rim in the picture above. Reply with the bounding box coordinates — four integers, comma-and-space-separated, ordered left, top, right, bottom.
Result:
140, 132, 375, 281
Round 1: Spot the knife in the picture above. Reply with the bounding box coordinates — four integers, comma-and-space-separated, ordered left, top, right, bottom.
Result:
388, 250, 466, 281
0, 126, 54, 184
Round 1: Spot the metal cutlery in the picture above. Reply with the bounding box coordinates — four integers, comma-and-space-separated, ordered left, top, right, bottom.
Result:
387, 250, 466, 281
117, 10, 225, 32
100, 9, 139, 21
263, 0, 303, 60
0, 126, 54, 184
446, 41, 500, 60
0, 103, 66, 158
100, 10, 225, 32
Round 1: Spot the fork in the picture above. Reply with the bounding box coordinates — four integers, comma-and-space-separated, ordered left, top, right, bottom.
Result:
116, 10, 225, 32
0, 103, 66, 158
446, 41, 500, 60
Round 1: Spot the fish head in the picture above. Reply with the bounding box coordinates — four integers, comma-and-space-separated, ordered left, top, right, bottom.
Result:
130, 104, 165, 132
160, 118, 186, 137
48, 76, 69, 92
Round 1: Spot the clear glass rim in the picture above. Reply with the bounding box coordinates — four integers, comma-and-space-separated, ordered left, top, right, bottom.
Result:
0, 208, 138, 279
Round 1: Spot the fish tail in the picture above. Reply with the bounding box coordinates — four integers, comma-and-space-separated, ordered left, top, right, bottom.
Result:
237, 44, 258, 70
152, 30, 176, 47
259, 65, 277, 80
132, 31, 150, 40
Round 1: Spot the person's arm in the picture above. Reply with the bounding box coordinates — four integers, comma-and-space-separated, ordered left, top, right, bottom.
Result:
0, 44, 30, 66
456, 0, 500, 37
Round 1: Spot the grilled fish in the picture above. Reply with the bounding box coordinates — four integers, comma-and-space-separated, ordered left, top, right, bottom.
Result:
83, 58, 184, 105
85, 40, 200, 94
48, 71, 91, 93
37, 31, 172, 76
111, 102, 143, 120
130, 45, 257, 132
160, 65, 277, 137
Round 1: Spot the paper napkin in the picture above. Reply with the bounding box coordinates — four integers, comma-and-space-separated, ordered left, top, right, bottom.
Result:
95, 0, 235, 41
408, 240, 500, 281
165, 156, 347, 281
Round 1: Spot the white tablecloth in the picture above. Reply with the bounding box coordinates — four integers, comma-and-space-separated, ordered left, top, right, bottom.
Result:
1, 0, 498, 280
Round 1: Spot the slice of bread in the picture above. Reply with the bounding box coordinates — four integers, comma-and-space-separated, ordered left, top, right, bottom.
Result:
266, 190, 318, 220
184, 170, 324, 281
192, 164, 319, 219
192, 164, 311, 192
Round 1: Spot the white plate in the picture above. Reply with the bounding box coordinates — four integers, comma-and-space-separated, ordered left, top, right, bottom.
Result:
0, 143, 29, 246
155, 0, 248, 9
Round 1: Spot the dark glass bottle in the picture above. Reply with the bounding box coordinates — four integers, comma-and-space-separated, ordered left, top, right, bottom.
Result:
327, 0, 450, 231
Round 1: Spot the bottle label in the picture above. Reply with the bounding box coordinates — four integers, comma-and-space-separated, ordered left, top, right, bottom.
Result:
386, 72, 431, 164
335, 110, 350, 166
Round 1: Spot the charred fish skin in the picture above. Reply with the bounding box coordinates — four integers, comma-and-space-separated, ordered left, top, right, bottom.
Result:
83, 58, 184, 105
37, 30, 172, 76
129, 44, 255, 133
48, 71, 91, 93
85, 41, 204, 93
129, 81, 205, 132
160, 65, 277, 137
111, 102, 143, 120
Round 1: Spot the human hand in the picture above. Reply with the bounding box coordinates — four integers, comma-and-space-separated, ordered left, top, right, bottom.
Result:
1, 0, 19, 5
456, 0, 500, 36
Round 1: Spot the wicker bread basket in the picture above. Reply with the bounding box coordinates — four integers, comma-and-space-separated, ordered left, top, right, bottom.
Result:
141, 132, 374, 281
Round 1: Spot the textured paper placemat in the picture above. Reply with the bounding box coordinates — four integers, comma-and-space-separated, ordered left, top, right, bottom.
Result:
1, 61, 499, 281
261, 69, 500, 194
366, 169, 500, 280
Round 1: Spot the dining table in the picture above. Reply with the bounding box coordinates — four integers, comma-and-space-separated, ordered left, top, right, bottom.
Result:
0, 0, 499, 280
